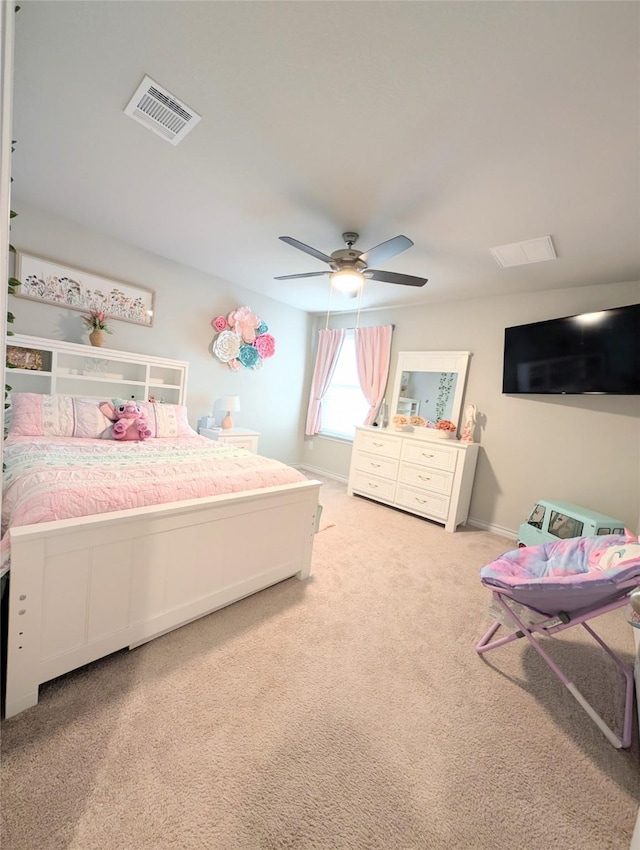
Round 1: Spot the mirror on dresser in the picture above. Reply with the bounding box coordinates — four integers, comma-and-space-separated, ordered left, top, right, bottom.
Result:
388, 351, 471, 431
348, 350, 475, 532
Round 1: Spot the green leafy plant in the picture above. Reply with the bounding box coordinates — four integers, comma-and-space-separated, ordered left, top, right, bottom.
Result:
5, 220, 19, 448
5, 136, 21, 468
7, 145, 20, 329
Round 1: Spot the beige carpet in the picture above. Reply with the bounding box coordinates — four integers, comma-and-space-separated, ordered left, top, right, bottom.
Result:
1, 475, 638, 850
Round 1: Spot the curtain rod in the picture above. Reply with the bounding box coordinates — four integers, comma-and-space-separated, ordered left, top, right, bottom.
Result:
329, 324, 396, 331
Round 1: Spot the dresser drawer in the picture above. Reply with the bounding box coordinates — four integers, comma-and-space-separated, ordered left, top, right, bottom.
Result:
398, 462, 454, 496
354, 451, 399, 480
350, 471, 396, 501
395, 484, 450, 520
200, 428, 260, 453
225, 438, 257, 451
356, 431, 401, 459
348, 427, 478, 533
401, 441, 457, 472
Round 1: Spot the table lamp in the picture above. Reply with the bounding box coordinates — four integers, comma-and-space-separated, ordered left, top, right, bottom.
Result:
218, 395, 240, 430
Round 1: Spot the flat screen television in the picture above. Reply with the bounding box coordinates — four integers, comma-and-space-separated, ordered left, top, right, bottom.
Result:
502, 304, 640, 394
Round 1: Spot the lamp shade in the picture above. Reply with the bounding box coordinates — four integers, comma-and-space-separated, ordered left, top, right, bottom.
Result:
217, 395, 241, 430
218, 395, 240, 413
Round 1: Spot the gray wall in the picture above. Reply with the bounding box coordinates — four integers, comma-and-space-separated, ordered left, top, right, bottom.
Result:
301, 282, 640, 537
10, 203, 640, 537
10, 203, 313, 465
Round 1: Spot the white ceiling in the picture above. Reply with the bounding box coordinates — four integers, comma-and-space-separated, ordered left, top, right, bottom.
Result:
11, 1, 640, 314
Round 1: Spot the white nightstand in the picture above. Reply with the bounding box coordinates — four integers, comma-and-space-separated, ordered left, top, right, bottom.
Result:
199, 427, 260, 453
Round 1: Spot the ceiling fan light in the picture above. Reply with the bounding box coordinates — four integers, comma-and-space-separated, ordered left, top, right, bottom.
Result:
330, 269, 364, 294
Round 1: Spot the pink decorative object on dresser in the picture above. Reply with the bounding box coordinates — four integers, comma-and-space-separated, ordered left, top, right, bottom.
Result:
461, 404, 477, 443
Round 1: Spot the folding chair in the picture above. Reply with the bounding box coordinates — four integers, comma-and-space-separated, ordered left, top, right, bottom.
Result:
476, 534, 640, 749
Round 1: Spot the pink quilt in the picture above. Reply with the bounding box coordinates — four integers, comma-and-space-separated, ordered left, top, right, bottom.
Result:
1, 435, 309, 574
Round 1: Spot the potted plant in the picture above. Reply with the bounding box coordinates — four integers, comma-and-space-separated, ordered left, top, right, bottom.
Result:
82, 310, 113, 347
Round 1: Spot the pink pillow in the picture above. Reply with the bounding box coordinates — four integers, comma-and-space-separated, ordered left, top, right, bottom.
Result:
8, 394, 197, 440
8, 393, 111, 438
134, 401, 197, 438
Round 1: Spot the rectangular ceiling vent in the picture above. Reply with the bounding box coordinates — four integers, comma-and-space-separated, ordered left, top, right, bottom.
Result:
491, 236, 557, 268
124, 75, 201, 145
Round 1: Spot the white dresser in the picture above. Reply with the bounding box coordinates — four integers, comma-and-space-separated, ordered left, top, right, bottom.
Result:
347, 425, 479, 532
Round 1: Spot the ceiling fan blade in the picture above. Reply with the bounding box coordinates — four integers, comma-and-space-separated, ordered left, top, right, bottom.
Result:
274, 271, 330, 281
366, 269, 428, 287
279, 236, 333, 265
359, 235, 414, 267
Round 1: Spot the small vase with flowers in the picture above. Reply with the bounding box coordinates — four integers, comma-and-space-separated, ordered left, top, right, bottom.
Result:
82, 310, 113, 347
436, 419, 457, 439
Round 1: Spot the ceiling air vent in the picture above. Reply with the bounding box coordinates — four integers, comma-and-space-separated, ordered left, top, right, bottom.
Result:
490, 236, 557, 268
124, 75, 201, 145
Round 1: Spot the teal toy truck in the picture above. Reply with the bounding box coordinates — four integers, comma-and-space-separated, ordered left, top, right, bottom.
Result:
517, 500, 626, 548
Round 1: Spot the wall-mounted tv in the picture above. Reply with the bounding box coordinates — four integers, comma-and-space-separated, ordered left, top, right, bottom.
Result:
503, 304, 640, 395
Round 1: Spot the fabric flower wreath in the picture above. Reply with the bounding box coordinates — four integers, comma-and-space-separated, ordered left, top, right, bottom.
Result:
210, 306, 276, 370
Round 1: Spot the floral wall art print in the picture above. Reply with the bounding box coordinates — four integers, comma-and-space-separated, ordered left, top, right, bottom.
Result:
15, 252, 155, 327
210, 306, 275, 370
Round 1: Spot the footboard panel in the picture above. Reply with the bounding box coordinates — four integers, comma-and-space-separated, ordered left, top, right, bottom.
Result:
5, 480, 321, 718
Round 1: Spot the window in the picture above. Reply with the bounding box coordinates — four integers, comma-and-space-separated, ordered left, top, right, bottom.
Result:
527, 503, 546, 530
320, 330, 369, 439
548, 511, 583, 540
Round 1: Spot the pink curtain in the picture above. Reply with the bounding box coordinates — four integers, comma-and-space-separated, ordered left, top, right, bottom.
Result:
354, 325, 393, 426
305, 328, 346, 436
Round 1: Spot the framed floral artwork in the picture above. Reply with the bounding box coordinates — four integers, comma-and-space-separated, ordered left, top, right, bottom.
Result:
15, 252, 155, 327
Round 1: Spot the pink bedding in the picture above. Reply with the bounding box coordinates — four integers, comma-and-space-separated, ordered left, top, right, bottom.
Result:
1, 435, 309, 574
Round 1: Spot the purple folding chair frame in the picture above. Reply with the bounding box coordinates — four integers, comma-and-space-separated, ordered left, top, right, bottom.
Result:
476, 578, 639, 749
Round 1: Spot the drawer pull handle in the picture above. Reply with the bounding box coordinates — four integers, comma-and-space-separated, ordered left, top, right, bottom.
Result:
370, 462, 381, 468
422, 453, 434, 458
418, 475, 431, 481
415, 498, 427, 504
373, 442, 383, 447
368, 483, 379, 489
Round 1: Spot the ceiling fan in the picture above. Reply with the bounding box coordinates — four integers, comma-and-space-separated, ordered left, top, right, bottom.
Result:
274, 232, 428, 295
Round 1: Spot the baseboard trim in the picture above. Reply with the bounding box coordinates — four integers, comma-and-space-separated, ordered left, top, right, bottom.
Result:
294, 466, 518, 540
294, 464, 349, 484
466, 517, 517, 542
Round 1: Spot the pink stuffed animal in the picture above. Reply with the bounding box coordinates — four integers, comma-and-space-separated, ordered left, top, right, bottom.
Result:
99, 400, 152, 441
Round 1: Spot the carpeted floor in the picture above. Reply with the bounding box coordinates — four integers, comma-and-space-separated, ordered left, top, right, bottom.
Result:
1, 475, 638, 850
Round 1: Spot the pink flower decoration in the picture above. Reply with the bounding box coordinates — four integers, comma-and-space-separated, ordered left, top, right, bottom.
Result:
228, 306, 260, 343
82, 309, 111, 331
255, 333, 275, 359
211, 305, 275, 370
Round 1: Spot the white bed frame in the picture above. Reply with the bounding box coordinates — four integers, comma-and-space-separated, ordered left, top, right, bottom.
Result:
5, 480, 320, 718
3, 336, 321, 718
